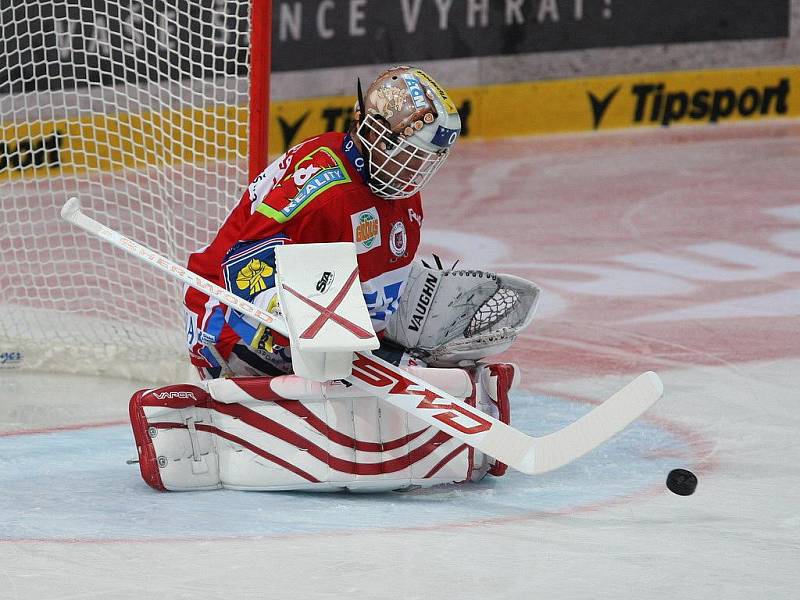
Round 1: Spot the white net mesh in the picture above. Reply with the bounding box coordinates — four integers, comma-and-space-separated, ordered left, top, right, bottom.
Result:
0, 1, 259, 381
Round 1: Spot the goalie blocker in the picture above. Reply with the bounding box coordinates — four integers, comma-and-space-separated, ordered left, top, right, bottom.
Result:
130, 364, 516, 492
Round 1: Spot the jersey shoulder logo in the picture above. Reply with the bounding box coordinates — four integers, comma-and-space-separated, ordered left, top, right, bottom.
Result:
351, 208, 381, 254
389, 221, 407, 257
256, 146, 351, 223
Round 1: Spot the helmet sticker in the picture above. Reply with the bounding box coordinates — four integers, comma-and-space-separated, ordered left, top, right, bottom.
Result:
414, 69, 459, 115
431, 125, 459, 148
401, 73, 429, 110
369, 86, 406, 119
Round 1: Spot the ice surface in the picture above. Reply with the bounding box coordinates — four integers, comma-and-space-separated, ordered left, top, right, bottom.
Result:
0, 381, 690, 540
1, 122, 799, 599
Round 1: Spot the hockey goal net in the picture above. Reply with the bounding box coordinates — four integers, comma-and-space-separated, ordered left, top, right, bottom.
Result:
0, 0, 270, 381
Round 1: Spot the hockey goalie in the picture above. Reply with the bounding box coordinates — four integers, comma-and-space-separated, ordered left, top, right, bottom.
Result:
131, 243, 540, 492
67, 64, 661, 493
127, 65, 543, 492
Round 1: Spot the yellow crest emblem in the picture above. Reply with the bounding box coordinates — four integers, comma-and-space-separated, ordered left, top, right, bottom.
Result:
251, 294, 282, 353
236, 259, 274, 295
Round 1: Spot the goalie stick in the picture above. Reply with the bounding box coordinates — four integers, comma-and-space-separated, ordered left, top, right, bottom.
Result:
61, 197, 664, 475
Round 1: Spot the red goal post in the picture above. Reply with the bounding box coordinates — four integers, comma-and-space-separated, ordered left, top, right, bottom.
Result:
248, 0, 272, 183
0, 0, 272, 381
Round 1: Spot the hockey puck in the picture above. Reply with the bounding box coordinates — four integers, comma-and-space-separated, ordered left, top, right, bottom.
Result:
666, 469, 697, 496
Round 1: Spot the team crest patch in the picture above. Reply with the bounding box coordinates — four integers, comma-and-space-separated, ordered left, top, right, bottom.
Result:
351, 208, 381, 254
389, 221, 407, 257
222, 237, 285, 301
256, 147, 351, 224
236, 259, 274, 295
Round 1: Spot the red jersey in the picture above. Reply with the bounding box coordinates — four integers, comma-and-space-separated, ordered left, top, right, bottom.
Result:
184, 132, 423, 370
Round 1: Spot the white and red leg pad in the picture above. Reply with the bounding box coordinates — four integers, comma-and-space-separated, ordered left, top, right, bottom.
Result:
473, 362, 518, 477
129, 385, 220, 491
129, 365, 517, 492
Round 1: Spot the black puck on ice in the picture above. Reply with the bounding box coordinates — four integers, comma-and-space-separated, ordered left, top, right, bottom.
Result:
666, 469, 697, 496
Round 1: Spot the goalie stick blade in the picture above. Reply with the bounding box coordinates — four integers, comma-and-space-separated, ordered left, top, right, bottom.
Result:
354, 350, 663, 477
518, 371, 665, 475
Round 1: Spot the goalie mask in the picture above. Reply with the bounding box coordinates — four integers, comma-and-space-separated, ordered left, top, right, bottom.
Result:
355, 66, 461, 200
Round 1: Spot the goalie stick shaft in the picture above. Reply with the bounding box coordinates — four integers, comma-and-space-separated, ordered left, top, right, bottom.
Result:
61, 197, 663, 475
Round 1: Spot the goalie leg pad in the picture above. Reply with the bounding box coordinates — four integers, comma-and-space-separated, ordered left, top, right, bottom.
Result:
129, 385, 221, 492
129, 368, 506, 492
475, 363, 518, 477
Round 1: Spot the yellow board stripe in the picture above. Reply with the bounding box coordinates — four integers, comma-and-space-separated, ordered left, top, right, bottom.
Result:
1, 105, 248, 181
466, 65, 798, 137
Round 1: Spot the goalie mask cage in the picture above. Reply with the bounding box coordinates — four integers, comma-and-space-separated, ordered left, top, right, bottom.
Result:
0, 0, 271, 380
